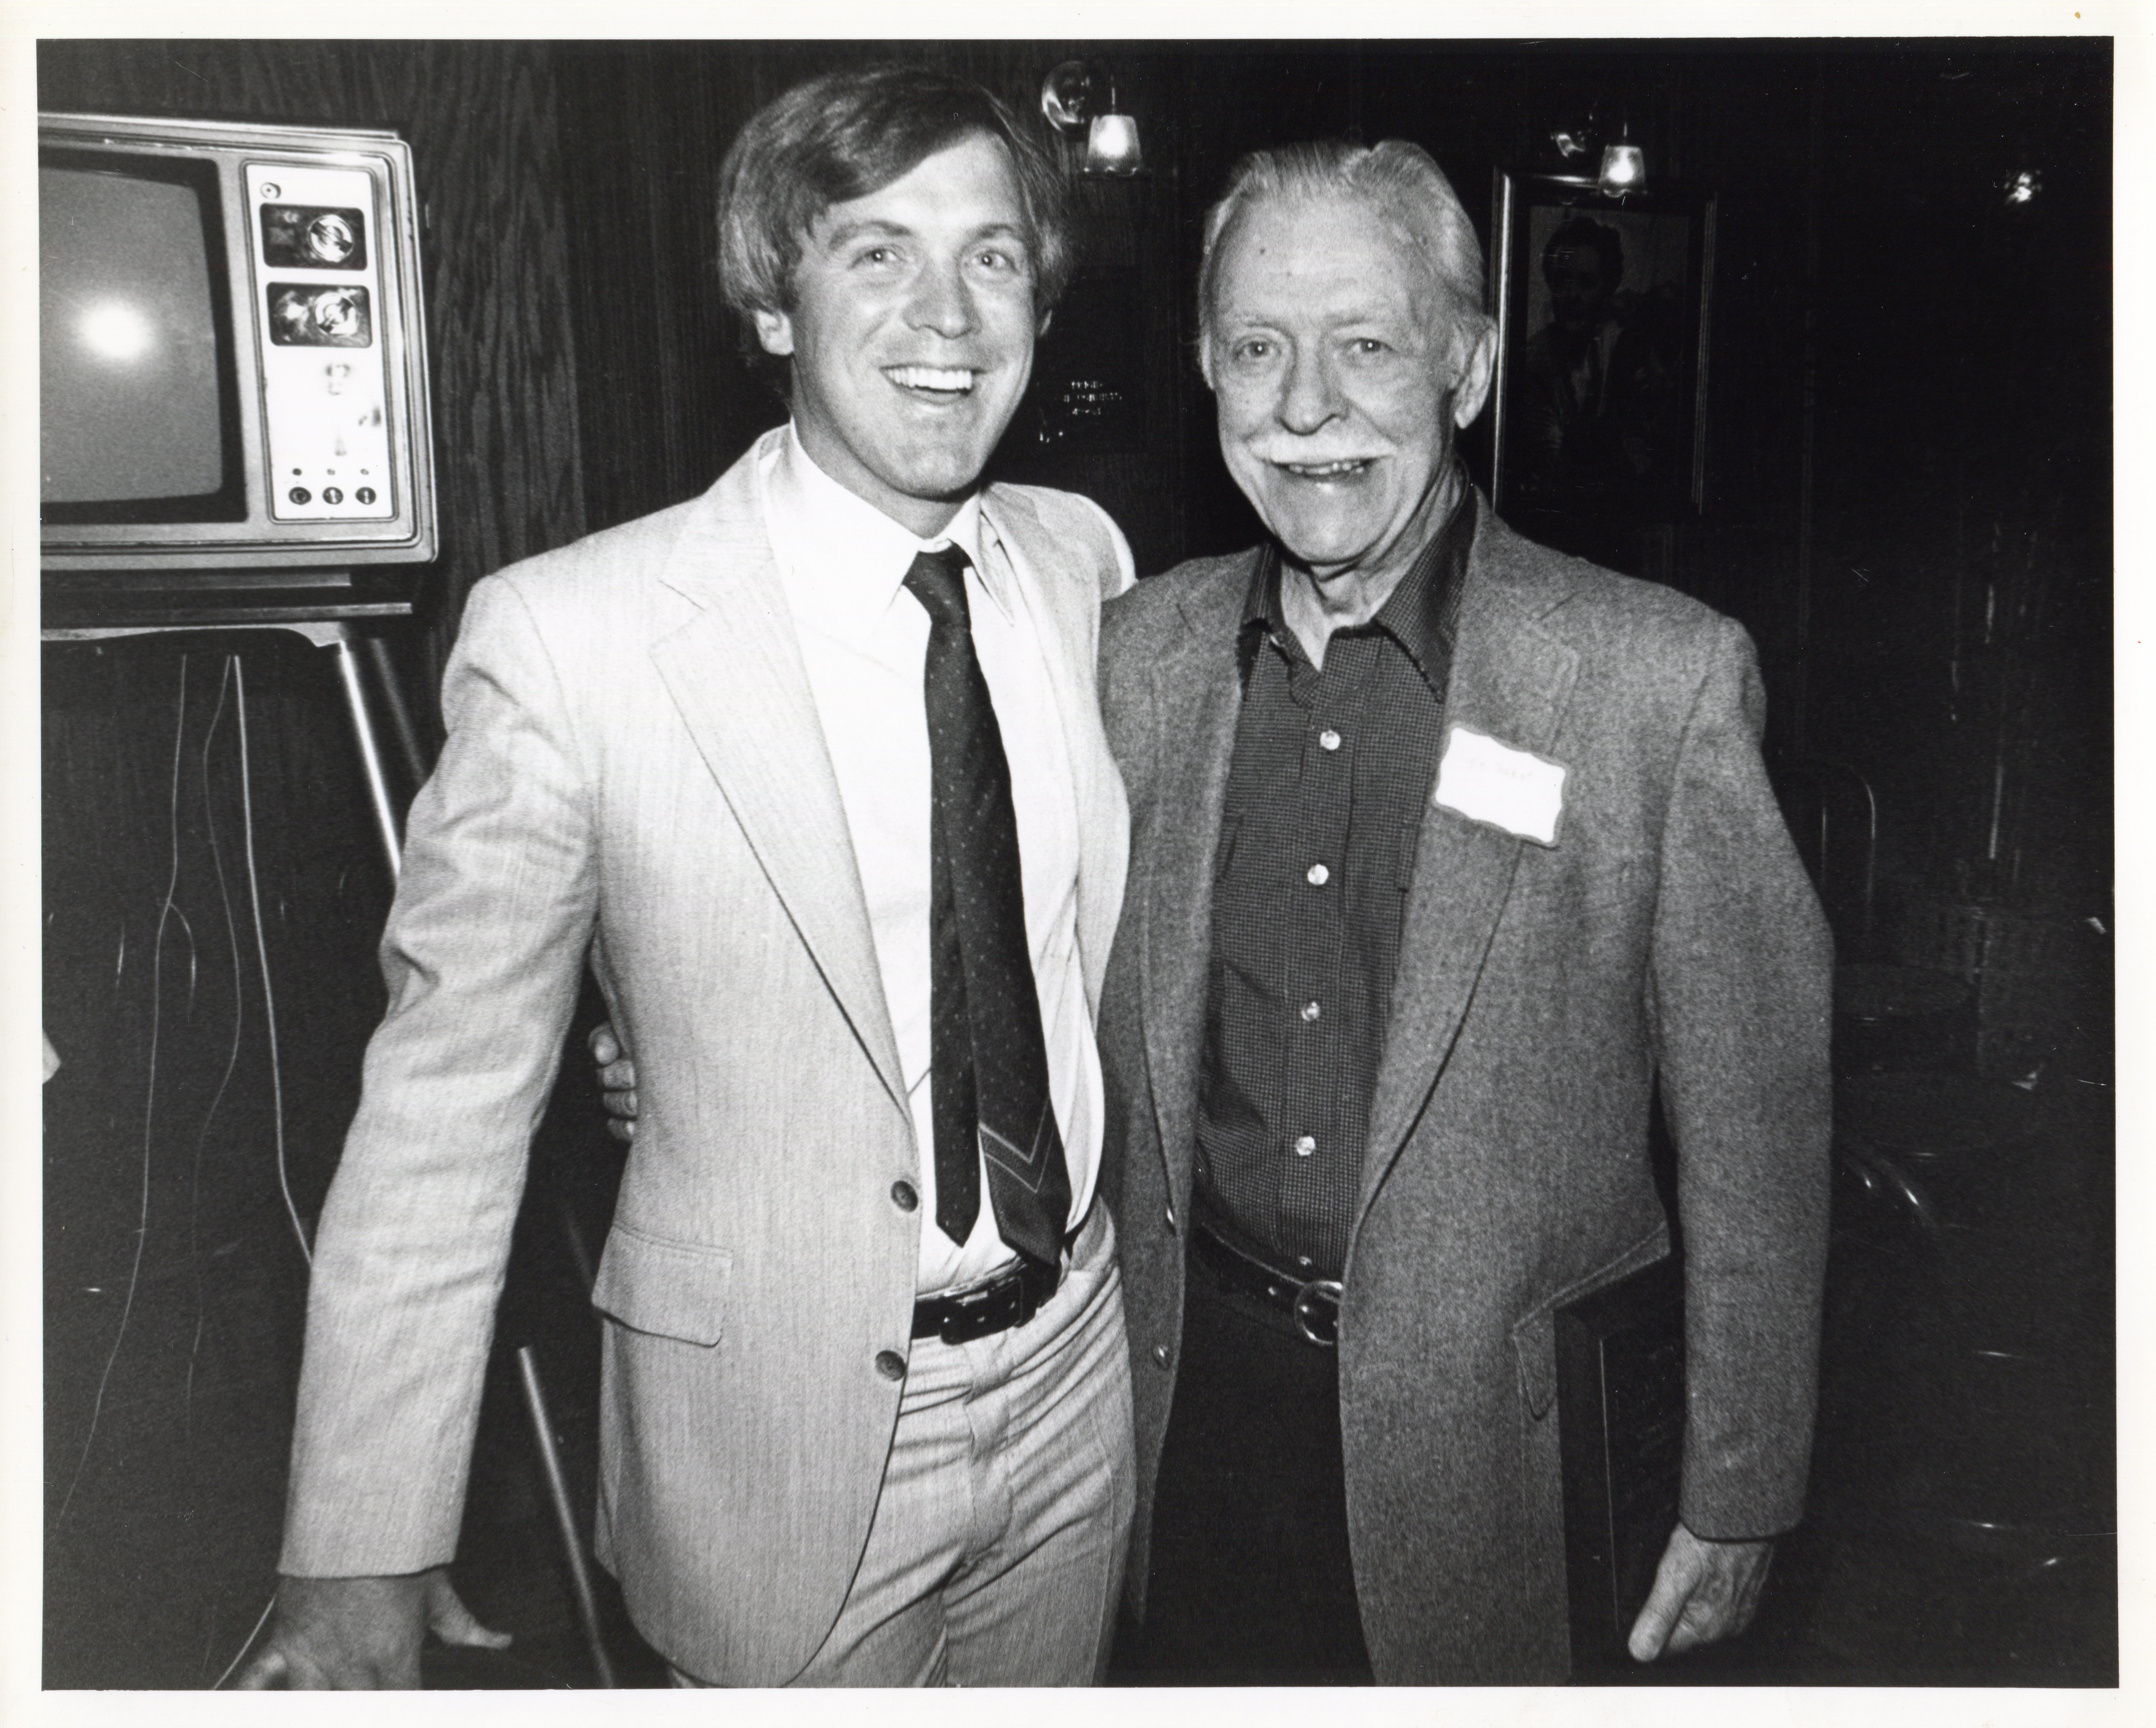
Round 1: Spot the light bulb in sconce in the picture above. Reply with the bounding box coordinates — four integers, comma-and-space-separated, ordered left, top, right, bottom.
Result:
1086, 113, 1143, 176
1598, 143, 1647, 193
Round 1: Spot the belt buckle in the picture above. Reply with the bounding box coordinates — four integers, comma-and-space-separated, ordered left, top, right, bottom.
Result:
939, 1270, 1024, 1345
1292, 1279, 1343, 1348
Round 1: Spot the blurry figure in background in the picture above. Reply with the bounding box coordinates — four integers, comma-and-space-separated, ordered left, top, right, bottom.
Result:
1516, 215, 1627, 493
1515, 217, 1690, 503
1603, 279, 1689, 491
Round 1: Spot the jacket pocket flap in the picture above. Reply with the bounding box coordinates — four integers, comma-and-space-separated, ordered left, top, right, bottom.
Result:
590, 1225, 733, 1347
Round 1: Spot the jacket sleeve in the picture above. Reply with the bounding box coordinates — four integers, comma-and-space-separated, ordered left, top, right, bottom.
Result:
1647, 615, 1834, 1540
280, 574, 601, 1576
1070, 491, 1138, 599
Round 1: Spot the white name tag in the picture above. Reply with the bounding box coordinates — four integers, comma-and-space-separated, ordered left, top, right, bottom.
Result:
1433, 726, 1566, 847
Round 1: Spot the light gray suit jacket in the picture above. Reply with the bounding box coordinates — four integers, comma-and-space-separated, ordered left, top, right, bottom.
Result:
1098, 498, 1833, 1682
281, 428, 1132, 1685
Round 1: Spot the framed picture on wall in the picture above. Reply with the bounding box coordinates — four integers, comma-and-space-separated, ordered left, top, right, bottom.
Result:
1488, 172, 1716, 518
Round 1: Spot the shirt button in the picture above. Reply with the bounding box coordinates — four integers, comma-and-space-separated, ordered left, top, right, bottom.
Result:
890, 1180, 919, 1212
1294, 1134, 1317, 1157
1152, 1343, 1172, 1368
1319, 729, 1342, 751
1306, 862, 1330, 886
1301, 999, 1322, 1023
874, 1350, 907, 1381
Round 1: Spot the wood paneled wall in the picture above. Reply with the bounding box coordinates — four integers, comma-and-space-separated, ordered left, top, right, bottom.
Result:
38, 41, 588, 1686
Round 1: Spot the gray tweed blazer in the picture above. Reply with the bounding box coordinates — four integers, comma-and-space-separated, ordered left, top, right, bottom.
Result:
1096, 496, 1833, 1683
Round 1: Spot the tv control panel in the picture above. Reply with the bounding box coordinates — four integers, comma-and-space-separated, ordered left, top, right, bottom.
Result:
245, 162, 397, 522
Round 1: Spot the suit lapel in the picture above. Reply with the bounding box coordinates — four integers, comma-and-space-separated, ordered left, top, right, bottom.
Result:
648, 439, 909, 1119
1359, 514, 1582, 1217
1138, 557, 1256, 1215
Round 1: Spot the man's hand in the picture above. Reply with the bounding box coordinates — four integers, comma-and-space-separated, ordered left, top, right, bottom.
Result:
230, 1567, 508, 1689
1626, 1524, 1774, 1662
588, 1021, 639, 1144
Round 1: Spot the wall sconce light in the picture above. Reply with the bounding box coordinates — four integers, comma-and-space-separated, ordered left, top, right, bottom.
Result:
1551, 107, 1645, 195
1041, 60, 1144, 176
1598, 140, 1647, 194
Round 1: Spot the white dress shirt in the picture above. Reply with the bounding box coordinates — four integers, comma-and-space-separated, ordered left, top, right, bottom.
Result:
761, 426, 1103, 1296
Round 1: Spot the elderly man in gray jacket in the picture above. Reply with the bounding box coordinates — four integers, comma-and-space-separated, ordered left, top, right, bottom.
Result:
1096, 138, 1830, 1684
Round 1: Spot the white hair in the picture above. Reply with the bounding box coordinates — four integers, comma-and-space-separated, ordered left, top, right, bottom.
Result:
1196, 138, 1493, 379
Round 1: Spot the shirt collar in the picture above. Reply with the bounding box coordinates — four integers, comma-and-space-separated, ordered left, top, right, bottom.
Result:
763, 422, 1004, 645
1237, 473, 1477, 697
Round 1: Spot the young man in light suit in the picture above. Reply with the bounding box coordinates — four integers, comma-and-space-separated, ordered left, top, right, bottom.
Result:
240, 65, 1136, 1689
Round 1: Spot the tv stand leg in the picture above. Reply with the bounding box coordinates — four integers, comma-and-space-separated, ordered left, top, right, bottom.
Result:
324, 632, 404, 881
359, 634, 431, 789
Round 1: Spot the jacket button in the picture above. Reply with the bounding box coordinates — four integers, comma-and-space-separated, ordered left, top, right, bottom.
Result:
875, 1350, 907, 1381
1152, 1344, 1171, 1368
890, 1180, 919, 1212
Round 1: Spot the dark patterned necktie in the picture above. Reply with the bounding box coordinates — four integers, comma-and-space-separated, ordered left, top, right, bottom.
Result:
903, 545, 1071, 1270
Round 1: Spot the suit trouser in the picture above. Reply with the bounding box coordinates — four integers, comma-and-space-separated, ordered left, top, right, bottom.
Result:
671, 1204, 1134, 1687
1116, 1241, 1375, 1684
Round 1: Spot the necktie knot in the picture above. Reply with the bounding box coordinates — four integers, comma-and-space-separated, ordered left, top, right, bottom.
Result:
903, 545, 973, 633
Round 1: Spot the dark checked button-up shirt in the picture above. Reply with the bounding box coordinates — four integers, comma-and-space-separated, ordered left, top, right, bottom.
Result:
1192, 484, 1475, 1279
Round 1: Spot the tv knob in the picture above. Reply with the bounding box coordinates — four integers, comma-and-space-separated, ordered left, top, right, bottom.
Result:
323, 487, 344, 505
310, 290, 365, 341
289, 487, 312, 505
305, 213, 358, 266
355, 487, 377, 505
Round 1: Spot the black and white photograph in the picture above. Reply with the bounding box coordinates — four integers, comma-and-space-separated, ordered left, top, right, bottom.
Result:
11, 17, 2132, 1717
1491, 172, 1714, 516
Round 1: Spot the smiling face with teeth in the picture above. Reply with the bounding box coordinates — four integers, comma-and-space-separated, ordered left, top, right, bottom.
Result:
752, 132, 1043, 539
1206, 193, 1496, 626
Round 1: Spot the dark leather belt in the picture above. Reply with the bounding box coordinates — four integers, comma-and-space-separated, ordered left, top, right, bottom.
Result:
1191, 1222, 1343, 1347
912, 1254, 1061, 1345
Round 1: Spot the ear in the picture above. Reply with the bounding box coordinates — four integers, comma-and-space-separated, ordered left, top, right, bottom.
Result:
753, 307, 796, 357
1452, 320, 1499, 429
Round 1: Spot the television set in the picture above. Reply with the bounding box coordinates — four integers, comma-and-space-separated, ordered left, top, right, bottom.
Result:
41, 112, 436, 627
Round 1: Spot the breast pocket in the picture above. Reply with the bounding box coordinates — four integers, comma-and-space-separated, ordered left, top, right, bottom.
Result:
590, 1221, 734, 1347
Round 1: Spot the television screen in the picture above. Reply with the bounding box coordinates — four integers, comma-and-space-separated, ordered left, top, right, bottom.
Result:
41, 153, 244, 522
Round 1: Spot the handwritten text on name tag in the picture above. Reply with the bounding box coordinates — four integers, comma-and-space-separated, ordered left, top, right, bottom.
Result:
1432, 726, 1567, 847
